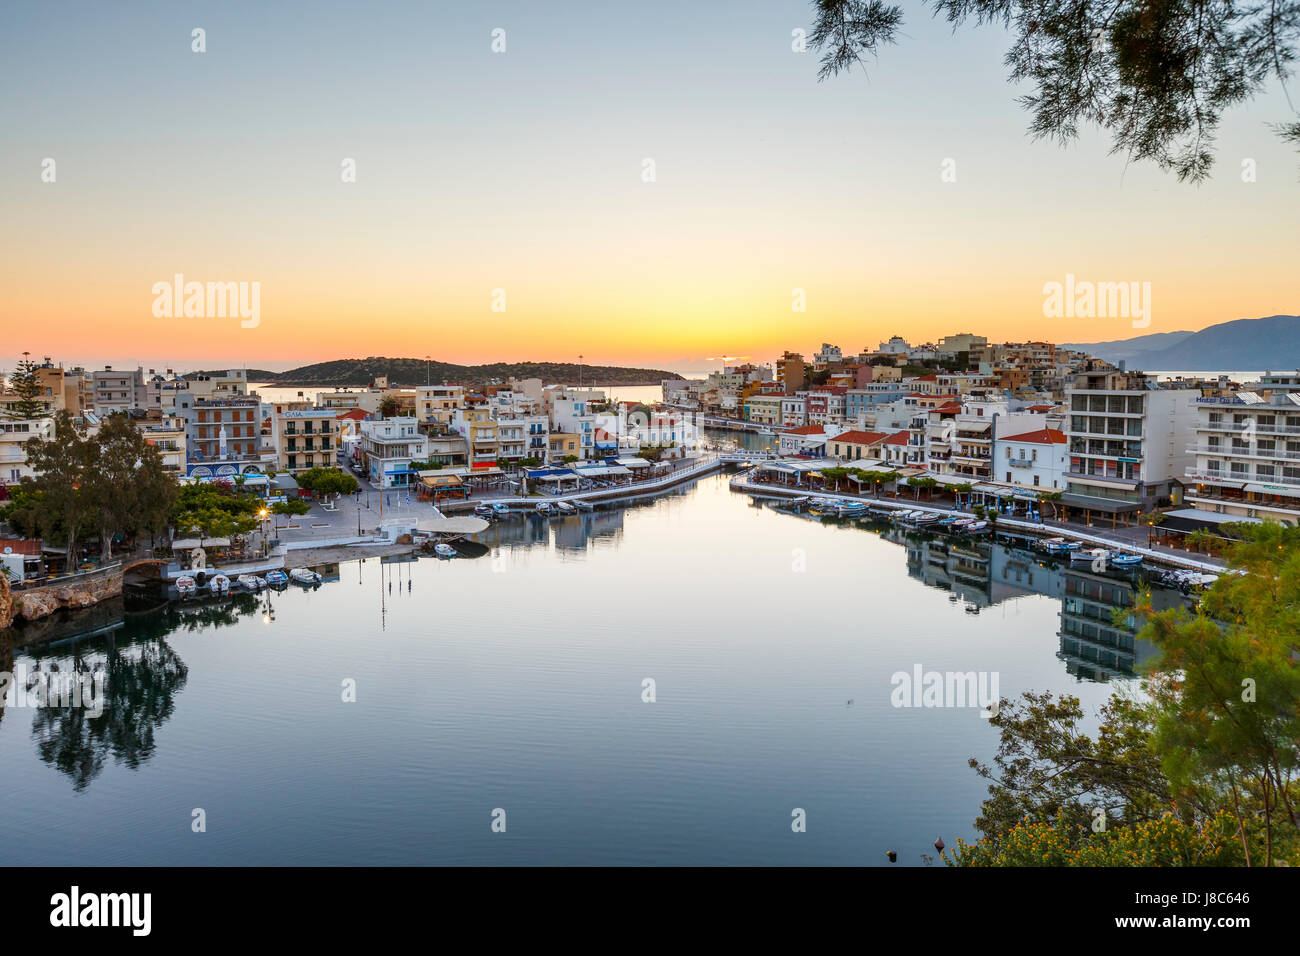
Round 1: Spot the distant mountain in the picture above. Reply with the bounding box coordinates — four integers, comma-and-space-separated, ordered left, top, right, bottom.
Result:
192, 357, 684, 388
1064, 315, 1300, 370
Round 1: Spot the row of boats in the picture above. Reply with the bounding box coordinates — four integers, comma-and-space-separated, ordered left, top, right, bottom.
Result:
474, 500, 580, 518
173, 567, 322, 597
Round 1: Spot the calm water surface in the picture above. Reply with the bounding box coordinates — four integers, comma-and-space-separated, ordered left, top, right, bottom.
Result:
1, 474, 1171, 865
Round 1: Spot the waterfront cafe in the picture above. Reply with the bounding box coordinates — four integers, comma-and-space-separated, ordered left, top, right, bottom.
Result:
754, 458, 839, 487
417, 470, 468, 503
525, 466, 581, 493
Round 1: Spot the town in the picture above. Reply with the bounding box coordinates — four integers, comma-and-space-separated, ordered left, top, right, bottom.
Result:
3, 336, 1297, 625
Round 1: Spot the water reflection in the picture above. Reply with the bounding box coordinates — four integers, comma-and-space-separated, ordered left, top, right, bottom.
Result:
762, 503, 1194, 682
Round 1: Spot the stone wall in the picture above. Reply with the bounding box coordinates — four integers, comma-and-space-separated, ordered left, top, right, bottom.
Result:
1, 565, 124, 627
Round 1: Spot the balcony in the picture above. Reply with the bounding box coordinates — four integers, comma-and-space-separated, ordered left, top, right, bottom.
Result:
1188, 445, 1300, 461
1007, 458, 1034, 468
1198, 420, 1300, 435
1186, 467, 1300, 488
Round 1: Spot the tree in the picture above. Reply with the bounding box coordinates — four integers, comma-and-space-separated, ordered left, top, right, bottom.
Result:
379, 395, 403, 418
907, 475, 938, 500
4, 354, 46, 420
81, 415, 177, 560
809, 0, 1300, 181
171, 482, 260, 548
962, 522, 1300, 866
296, 467, 359, 497
21, 412, 95, 563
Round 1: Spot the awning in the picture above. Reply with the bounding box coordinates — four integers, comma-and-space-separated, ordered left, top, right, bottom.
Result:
1058, 493, 1142, 514
1244, 483, 1300, 496
971, 483, 1007, 495
171, 537, 232, 549
615, 457, 653, 468
421, 474, 465, 488
537, 472, 579, 482
575, 465, 632, 477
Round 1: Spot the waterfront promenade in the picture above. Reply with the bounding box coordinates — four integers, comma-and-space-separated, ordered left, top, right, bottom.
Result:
729, 472, 1228, 573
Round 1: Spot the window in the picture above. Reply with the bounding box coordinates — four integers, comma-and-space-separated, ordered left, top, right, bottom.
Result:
1033, 475, 1040, 486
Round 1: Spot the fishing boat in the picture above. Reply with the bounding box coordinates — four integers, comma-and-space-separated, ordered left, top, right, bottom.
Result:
965, 520, 989, 534
534, 501, 554, 515
237, 574, 264, 592
434, 542, 457, 558
289, 568, 321, 585
835, 499, 868, 517
209, 573, 231, 595
784, 496, 810, 509
1070, 547, 1111, 564
1110, 553, 1143, 567
474, 502, 494, 517
556, 500, 577, 515
937, 515, 962, 526
264, 569, 289, 587
912, 512, 940, 525
491, 502, 512, 517
175, 575, 196, 597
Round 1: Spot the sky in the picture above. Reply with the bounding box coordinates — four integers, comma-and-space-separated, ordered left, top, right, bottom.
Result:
1, 0, 1297, 377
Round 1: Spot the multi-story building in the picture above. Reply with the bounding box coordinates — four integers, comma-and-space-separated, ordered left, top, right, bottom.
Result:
775, 352, 806, 395
416, 385, 464, 429
360, 417, 428, 488
780, 395, 807, 428
995, 427, 1068, 490
0, 417, 54, 486
181, 395, 271, 477
274, 408, 339, 474
1183, 371, 1300, 525
744, 393, 784, 425
89, 366, 144, 414
1064, 367, 1198, 508
451, 407, 500, 469
135, 416, 188, 477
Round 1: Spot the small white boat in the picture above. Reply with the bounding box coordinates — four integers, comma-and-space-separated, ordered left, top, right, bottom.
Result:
264, 569, 289, 587
237, 574, 264, 592
474, 502, 494, 517
965, 520, 989, 533
912, 512, 940, 525
434, 543, 457, 558
1071, 548, 1111, 564
491, 502, 511, 516
289, 568, 321, 585
556, 501, 577, 514
534, 501, 554, 515
209, 573, 231, 594
175, 575, 196, 597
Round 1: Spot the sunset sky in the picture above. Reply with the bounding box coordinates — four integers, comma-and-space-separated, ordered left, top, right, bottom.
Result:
2, 1, 1297, 376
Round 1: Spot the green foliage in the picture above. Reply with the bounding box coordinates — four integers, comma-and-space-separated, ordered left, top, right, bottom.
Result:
171, 481, 259, 543
295, 467, 359, 496
965, 523, 1300, 867
4, 356, 46, 420
809, 0, 1300, 181
271, 499, 310, 517
948, 813, 1246, 867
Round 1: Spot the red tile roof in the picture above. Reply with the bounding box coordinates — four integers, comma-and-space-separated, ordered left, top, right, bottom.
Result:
831, 430, 888, 445
336, 408, 370, 420
884, 431, 910, 445
1001, 428, 1067, 444
0, 537, 42, 555
783, 424, 825, 435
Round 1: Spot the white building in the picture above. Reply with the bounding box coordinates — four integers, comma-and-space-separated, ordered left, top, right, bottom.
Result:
1183, 371, 1300, 525
995, 427, 1069, 491
360, 417, 429, 488
0, 417, 54, 486
1065, 368, 1199, 508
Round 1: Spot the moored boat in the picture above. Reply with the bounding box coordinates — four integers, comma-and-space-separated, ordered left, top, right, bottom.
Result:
237, 574, 264, 592
491, 502, 512, 517
1070, 547, 1111, 564
209, 573, 231, 594
289, 568, 321, 585
263, 569, 289, 587
556, 500, 577, 514
175, 575, 196, 597
534, 501, 554, 515
474, 502, 494, 517
1110, 553, 1143, 567
434, 543, 457, 558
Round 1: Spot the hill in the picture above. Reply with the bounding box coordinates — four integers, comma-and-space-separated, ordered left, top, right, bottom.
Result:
1064, 315, 1300, 370
190, 357, 684, 388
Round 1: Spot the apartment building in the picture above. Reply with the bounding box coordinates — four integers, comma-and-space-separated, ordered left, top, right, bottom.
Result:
0, 418, 54, 486
450, 406, 500, 469
1183, 371, 1300, 524
416, 384, 464, 428
181, 395, 271, 477
135, 416, 188, 477
1064, 368, 1198, 508
275, 408, 339, 474
360, 417, 429, 488
996, 428, 1068, 490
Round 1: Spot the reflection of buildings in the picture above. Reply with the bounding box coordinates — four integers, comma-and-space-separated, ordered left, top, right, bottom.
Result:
895, 525, 1190, 682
